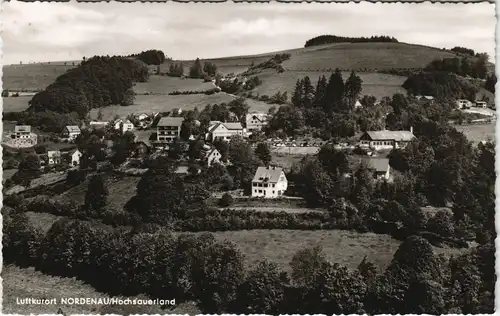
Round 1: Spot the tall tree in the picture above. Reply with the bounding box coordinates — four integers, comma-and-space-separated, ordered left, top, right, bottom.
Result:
344, 71, 363, 109
255, 142, 272, 166
324, 69, 345, 112
291, 79, 304, 107
84, 174, 108, 215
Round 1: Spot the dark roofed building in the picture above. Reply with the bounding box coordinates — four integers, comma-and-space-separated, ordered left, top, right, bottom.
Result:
359, 128, 415, 150
251, 166, 288, 198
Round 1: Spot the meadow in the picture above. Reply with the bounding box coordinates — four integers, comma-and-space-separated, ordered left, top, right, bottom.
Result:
3, 96, 32, 112
455, 123, 496, 143
251, 70, 407, 101
193, 229, 467, 273
133, 75, 215, 95
3, 62, 76, 91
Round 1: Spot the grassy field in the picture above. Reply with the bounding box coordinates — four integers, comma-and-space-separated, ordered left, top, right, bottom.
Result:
455, 123, 495, 143
59, 175, 140, 212
2, 265, 200, 315
3, 96, 32, 112
198, 229, 467, 273
251, 70, 407, 101
3, 62, 76, 91
133, 75, 215, 95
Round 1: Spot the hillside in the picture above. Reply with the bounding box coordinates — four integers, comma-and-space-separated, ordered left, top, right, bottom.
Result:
2, 41, 494, 115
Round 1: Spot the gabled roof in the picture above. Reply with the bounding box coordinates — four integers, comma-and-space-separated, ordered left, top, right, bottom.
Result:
252, 166, 284, 183
157, 117, 184, 127
223, 122, 243, 130
362, 157, 390, 173
71, 149, 82, 156
363, 130, 415, 142
47, 150, 61, 158
15, 125, 31, 133
65, 125, 81, 133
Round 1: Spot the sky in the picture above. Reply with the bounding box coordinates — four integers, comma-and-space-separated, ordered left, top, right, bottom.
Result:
1, 1, 497, 65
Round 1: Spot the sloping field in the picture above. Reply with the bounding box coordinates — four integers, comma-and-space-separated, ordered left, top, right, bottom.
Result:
252, 70, 407, 101
3, 96, 32, 112
134, 75, 215, 95
89, 93, 236, 120
455, 123, 495, 143
59, 175, 140, 212
3, 265, 200, 315
196, 229, 467, 273
3, 62, 76, 91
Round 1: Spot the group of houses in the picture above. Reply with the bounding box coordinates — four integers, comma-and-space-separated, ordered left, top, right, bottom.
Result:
456, 99, 491, 109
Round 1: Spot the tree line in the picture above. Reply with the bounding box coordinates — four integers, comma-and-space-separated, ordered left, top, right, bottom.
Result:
133, 49, 167, 65
304, 35, 399, 47
402, 72, 479, 100
3, 207, 494, 314
425, 55, 489, 79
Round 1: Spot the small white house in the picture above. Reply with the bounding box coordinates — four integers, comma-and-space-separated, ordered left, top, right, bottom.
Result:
61, 125, 81, 140
114, 119, 135, 133
47, 150, 62, 165
354, 100, 363, 108
70, 149, 83, 167
246, 113, 269, 132
363, 157, 391, 181
251, 166, 288, 198
475, 101, 487, 108
203, 147, 222, 167
456, 99, 472, 109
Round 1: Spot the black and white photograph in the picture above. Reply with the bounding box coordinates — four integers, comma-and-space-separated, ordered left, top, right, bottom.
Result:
1, 1, 497, 314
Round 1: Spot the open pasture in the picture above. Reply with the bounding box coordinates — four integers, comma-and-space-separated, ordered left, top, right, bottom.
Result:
455, 123, 495, 143
3, 96, 32, 112
251, 70, 407, 101
133, 75, 215, 95
3, 62, 76, 91
198, 229, 467, 273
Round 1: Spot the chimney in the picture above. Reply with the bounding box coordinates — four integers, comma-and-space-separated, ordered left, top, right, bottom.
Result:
410, 126, 414, 134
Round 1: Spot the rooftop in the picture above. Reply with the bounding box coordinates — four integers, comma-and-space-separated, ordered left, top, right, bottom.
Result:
252, 166, 284, 183
65, 125, 81, 133
15, 125, 31, 133
157, 116, 185, 127
362, 157, 390, 173
363, 130, 415, 142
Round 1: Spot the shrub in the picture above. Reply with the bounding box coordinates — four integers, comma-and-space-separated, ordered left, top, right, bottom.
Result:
219, 193, 234, 207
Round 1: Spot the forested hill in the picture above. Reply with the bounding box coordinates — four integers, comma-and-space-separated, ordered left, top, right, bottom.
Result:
28, 56, 150, 117
304, 35, 399, 47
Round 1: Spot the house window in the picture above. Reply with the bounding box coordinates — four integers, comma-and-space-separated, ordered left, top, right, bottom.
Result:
254, 190, 257, 193
272, 184, 275, 188
258, 190, 262, 193
272, 191, 275, 194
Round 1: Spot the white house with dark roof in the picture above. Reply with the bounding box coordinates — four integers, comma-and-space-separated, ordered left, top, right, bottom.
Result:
207, 121, 245, 141
201, 146, 222, 167
362, 157, 391, 181
251, 166, 288, 198
157, 116, 184, 143
246, 113, 269, 132
114, 119, 135, 133
359, 128, 416, 151
61, 125, 81, 140
14, 125, 32, 139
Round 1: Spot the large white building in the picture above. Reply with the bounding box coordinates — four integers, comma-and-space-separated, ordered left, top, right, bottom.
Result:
14, 125, 32, 139
359, 129, 416, 151
207, 121, 245, 141
251, 166, 288, 198
157, 117, 184, 143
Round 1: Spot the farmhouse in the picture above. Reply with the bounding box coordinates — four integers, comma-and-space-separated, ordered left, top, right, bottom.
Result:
359, 128, 415, 150
157, 117, 184, 143
207, 121, 245, 141
14, 125, 32, 139
47, 150, 62, 165
363, 157, 391, 181
355, 100, 363, 108
61, 125, 81, 140
456, 99, 472, 109
114, 119, 135, 133
251, 166, 288, 198
70, 149, 83, 166
246, 113, 269, 132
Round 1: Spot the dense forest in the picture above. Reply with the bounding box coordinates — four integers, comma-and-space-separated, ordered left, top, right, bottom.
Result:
425, 55, 489, 79
304, 35, 399, 47
402, 72, 478, 100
